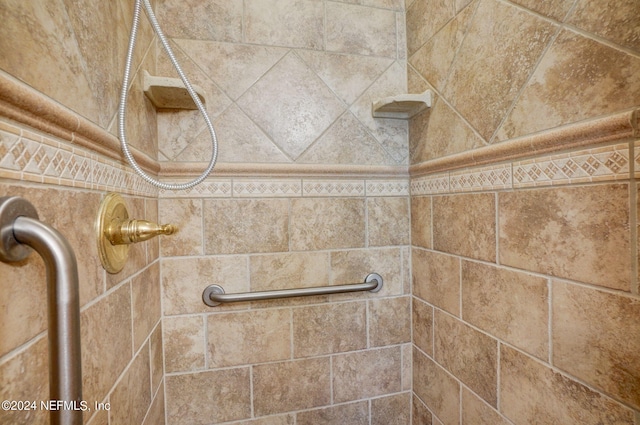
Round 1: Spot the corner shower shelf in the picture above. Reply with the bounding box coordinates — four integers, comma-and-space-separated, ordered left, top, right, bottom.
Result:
372, 90, 432, 119
142, 71, 206, 110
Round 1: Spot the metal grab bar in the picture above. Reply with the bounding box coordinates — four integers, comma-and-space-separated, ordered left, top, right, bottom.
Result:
202, 273, 383, 307
0, 197, 83, 425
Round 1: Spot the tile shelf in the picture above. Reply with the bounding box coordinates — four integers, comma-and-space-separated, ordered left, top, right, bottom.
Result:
142, 71, 206, 110
372, 90, 433, 119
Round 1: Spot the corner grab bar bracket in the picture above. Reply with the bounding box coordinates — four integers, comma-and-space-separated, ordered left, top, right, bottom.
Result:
202, 273, 383, 307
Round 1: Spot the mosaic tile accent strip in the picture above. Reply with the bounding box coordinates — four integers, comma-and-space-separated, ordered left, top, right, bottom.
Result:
158, 180, 234, 198
512, 143, 630, 188
302, 179, 366, 197
450, 163, 512, 193
0, 121, 157, 197
366, 180, 410, 196
233, 179, 302, 197
410, 174, 449, 196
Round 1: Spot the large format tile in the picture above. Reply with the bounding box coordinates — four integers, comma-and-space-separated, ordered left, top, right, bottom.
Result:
412, 248, 460, 316
208, 309, 291, 367
500, 346, 634, 425
166, 368, 251, 425
443, 0, 557, 140
413, 348, 460, 425
552, 281, 640, 409
293, 302, 366, 357
203, 199, 289, 254
433, 193, 496, 262
434, 311, 498, 406
499, 184, 630, 290
461, 261, 549, 359
496, 30, 640, 141
253, 358, 331, 416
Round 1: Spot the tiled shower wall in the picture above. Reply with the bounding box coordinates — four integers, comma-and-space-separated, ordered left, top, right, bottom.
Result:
0, 0, 164, 424
155, 0, 412, 423
407, 0, 640, 424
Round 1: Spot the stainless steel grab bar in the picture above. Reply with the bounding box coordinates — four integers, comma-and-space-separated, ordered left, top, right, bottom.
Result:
202, 273, 383, 307
0, 196, 83, 425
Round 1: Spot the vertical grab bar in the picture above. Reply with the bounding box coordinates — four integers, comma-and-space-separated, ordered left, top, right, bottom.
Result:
0, 196, 83, 425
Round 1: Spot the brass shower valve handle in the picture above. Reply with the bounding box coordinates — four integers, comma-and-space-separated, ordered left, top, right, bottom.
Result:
96, 193, 177, 273
107, 219, 177, 245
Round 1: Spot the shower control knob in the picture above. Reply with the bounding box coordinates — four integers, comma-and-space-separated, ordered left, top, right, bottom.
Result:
107, 219, 177, 245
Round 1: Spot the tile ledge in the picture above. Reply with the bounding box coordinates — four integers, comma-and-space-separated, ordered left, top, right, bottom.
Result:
410, 109, 639, 178
159, 162, 409, 179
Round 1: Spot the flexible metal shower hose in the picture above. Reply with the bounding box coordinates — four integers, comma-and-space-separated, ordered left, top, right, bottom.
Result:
119, 0, 218, 190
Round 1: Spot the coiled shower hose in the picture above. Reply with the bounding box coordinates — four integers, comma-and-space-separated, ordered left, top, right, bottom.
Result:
119, 0, 218, 190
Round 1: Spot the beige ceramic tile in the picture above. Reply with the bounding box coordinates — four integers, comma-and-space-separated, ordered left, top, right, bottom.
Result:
405, 0, 456, 56
149, 325, 163, 393
508, 0, 575, 21
296, 50, 394, 105
131, 262, 161, 351
408, 2, 477, 91
158, 198, 203, 256
413, 297, 434, 356
165, 368, 251, 425
293, 302, 366, 357
109, 348, 151, 425
326, 2, 398, 57
461, 388, 511, 425
253, 358, 331, 415
174, 39, 287, 101
434, 311, 498, 406
250, 251, 330, 291
433, 192, 496, 262
81, 283, 132, 408
369, 297, 411, 347
500, 346, 634, 425
162, 256, 248, 315
0, 337, 49, 425
333, 347, 402, 402
372, 393, 412, 425
203, 199, 289, 254
499, 184, 630, 291
233, 415, 295, 425
163, 316, 205, 373
244, 0, 324, 49
412, 248, 461, 316
0, 1, 99, 125
461, 261, 549, 360
450, 163, 511, 192
411, 174, 450, 196
368, 197, 410, 246
497, 30, 640, 141
552, 281, 640, 409
331, 248, 404, 296
568, 0, 640, 52
238, 52, 345, 160
142, 387, 165, 425
410, 98, 487, 164
298, 113, 396, 165
208, 309, 291, 367
410, 196, 431, 248
156, 0, 243, 42
209, 105, 290, 164
412, 395, 433, 425
290, 198, 365, 250
413, 347, 460, 425
297, 402, 369, 425
443, 0, 557, 140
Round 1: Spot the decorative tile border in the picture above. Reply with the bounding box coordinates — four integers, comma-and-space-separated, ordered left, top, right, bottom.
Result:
411, 142, 632, 195
450, 163, 511, 192
303, 179, 366, 197
512, 143, 630, 188
0, 119, 157, 197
